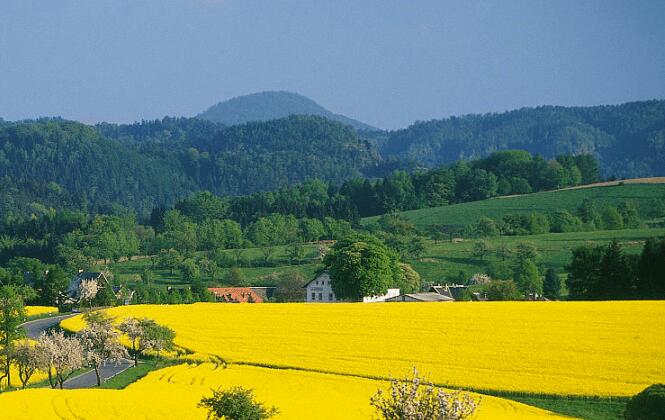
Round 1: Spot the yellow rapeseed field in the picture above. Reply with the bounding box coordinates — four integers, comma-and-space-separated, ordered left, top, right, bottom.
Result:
0, 363, 565, 419
24, 306, 58, 317
61, 301, 665, 396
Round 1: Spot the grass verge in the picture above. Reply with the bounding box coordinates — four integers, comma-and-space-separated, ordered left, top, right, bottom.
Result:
100, 358, 180, 389
510, 396, 627, 419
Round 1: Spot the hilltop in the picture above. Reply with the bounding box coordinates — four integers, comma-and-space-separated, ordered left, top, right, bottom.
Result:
197, 91, 376, 131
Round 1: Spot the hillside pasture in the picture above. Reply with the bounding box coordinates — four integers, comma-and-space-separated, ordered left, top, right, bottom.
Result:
362, 183, 665, 228
409, 227, 665, 284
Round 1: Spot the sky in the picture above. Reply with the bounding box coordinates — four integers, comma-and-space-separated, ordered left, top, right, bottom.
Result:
1, 0, 664, 129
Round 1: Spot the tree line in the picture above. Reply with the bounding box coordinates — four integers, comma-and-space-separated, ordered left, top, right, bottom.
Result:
566, 238, 665, 300
459, 198, 644, 239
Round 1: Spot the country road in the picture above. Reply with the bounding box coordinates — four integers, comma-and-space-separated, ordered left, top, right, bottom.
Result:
20, 314, 133, 389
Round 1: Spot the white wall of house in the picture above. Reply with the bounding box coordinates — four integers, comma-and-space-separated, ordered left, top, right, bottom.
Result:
305, 272, 400, 303
362, 288, 401, 303
305, 272, 337, 303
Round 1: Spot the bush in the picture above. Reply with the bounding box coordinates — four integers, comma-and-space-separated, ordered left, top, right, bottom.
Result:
483, 280, 521, 301
625, 384, 665, 420
370, 368, 479, 420
199, 386, 279, 420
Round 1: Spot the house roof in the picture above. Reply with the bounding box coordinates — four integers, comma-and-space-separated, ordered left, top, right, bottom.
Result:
76, 271, 103, 281
303, 271, 329, 288
387, 292, 455, 302
208, 287, 264, 303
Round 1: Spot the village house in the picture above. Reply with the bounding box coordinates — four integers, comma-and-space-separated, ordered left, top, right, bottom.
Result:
66, 270, 112, 303
208, 287, 264, 303
303, 272, 400, 303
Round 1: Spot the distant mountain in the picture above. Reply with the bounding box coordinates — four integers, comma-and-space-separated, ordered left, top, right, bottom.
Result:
197, 91, 376, 131
381, 100, 665, 178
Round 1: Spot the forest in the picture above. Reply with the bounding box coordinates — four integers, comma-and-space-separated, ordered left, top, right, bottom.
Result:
380, 99, 665, 178
1, 99, 664, 220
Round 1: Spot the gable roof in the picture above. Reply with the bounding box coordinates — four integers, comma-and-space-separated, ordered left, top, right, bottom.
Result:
303, 271, 329, 288
66, 271, 112, 300
208, 287, 264, 303
387, 292, 455, 302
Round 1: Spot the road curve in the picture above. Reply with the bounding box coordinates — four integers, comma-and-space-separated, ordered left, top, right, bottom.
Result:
21, 313, 133, 388
21, 314, 77, 339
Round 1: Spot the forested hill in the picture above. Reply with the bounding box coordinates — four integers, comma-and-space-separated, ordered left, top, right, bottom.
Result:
0, 116, 381, 216
380, 100, 665, 178
197, 91, 376, 131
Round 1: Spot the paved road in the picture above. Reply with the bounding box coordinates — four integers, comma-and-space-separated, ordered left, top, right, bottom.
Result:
21, 314, 77, 339
21, 313, 133, 388
63, 358, 133, 389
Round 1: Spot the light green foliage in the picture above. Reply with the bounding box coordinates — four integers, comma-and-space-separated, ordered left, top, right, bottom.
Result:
601, 206, 624, 230
483, 280, 521, 301
324, 234, 400, 300
513, 258, 542, 295
199, 386, 279, 420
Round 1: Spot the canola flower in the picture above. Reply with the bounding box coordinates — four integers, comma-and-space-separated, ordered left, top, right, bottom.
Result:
0, 363, 566, 419
25, 306, 58, 317
61, 301, 665, 396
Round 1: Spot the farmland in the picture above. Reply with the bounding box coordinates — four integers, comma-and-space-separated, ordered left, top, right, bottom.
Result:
24, 306, 59, 318
61, 301, 665, 397
362, 182, 665, 229
0, 363, 566, 419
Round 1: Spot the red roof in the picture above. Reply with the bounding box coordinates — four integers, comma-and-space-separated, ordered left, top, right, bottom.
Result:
207, 287, 264, 303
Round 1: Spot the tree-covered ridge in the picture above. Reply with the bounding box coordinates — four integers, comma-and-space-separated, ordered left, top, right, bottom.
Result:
0, 116, 381, 217
381, 100, 665, 178
0, 119, 196, 216
196, 91, 376, 131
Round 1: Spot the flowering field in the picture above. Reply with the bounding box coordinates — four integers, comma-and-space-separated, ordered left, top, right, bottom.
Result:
0, 363, 565, 419
61, 301, 665, 396
25, 306, 58, 317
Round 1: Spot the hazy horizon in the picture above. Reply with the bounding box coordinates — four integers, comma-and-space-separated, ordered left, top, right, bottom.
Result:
1, 0, 664, 129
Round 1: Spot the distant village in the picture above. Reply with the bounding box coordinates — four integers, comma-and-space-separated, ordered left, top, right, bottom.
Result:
66, 269, 508, 306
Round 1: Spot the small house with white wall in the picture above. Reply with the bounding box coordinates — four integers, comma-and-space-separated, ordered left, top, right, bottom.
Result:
304, 272, 399, 303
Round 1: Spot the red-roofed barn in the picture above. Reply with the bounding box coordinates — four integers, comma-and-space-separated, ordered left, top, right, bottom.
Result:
208, 287, 264, 303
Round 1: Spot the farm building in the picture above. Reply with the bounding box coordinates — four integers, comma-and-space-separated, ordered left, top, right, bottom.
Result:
303, 272, 400, 303
249, 286, 277, 300
430, 284, 469, 300
385, 292, 454, 302
66, 270, 113, 303
208, 287, 264, 303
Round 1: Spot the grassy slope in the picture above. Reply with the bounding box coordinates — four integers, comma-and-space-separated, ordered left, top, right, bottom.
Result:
362, 183, 665, 228
410, 227, 665, 284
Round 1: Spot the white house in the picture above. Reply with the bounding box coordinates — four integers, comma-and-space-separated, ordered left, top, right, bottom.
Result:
304, 272, 399, 303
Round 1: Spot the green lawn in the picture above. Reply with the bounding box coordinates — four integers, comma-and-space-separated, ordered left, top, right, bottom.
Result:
362, 183, 665, 228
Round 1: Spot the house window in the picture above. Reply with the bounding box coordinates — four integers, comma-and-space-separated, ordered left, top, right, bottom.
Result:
328, 293, 333, 301
318, 293, 323, 301
311, 292, 316, 300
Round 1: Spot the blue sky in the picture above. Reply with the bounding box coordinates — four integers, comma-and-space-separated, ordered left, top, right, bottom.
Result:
1, 0, 664, 129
